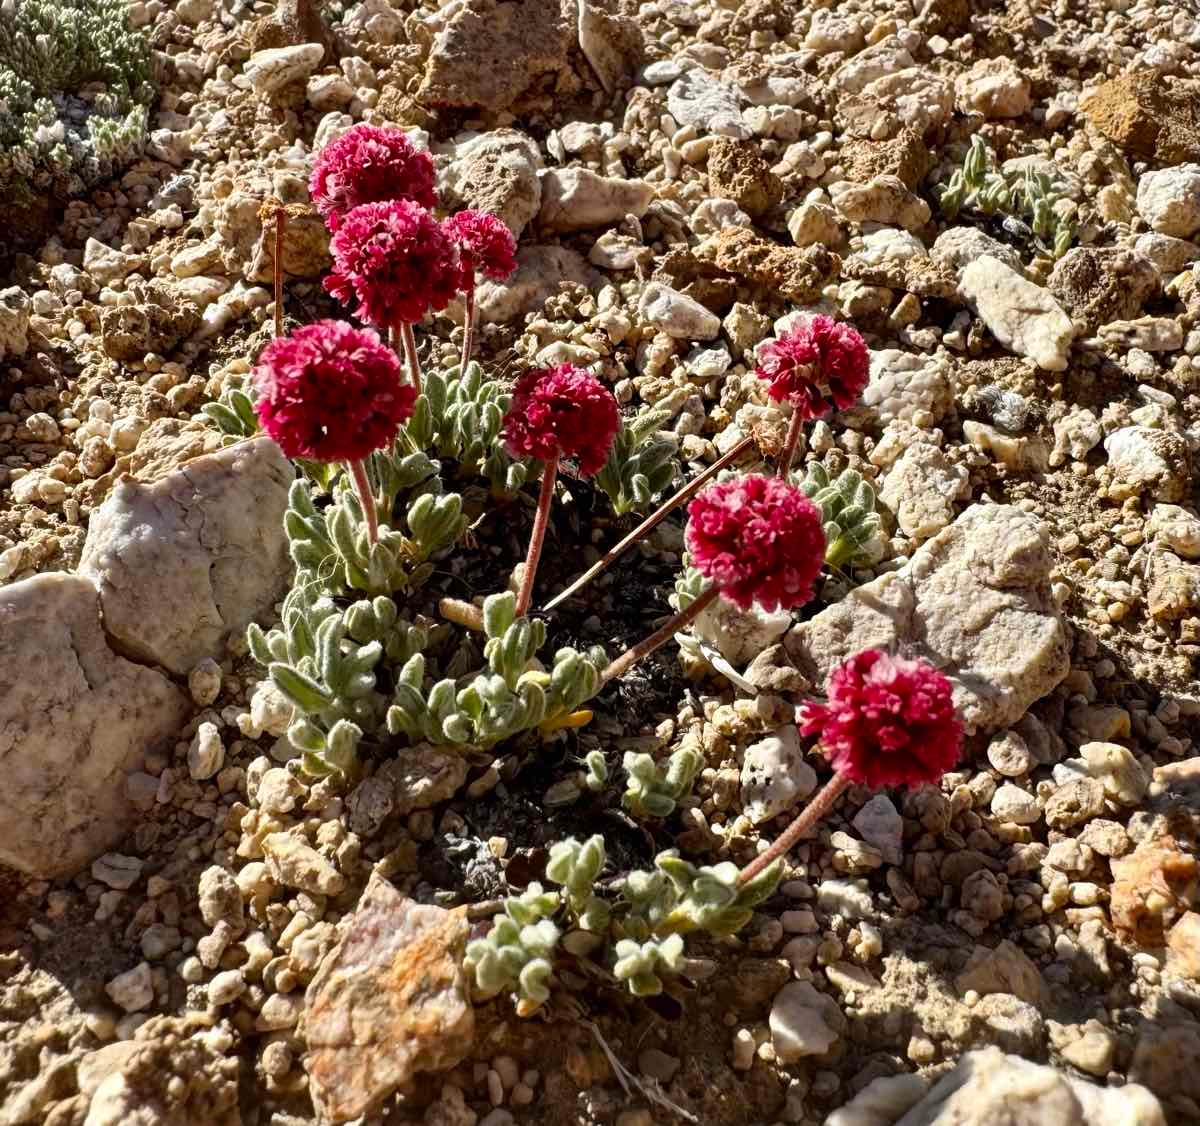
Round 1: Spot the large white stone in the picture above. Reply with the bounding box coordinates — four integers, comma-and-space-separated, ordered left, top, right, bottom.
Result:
537, 167, 654, 233
960, 255, 1076, 371
80, 437, 293, 676
243, 44, 324, 97
0, 574, 188, 877
1136, 165, 1200, 238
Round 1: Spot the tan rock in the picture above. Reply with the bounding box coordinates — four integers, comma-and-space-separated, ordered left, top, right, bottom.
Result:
305, 872, 474, 1122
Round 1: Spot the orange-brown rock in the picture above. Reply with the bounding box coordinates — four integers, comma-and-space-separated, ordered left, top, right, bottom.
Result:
1081, 73, 1200, 165
695, 228, 840, 302
1110, 835, 1197, 944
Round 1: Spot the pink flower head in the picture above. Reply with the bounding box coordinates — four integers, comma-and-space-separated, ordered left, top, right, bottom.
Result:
252, 320, 414, 463
799, 649, 963, 790
755, 315, 870, 420
310, 124, 437, 231
443, 209, 517, 285
324, 199, 461, 328
502, 364, 619, 476
685, 475, 825, 611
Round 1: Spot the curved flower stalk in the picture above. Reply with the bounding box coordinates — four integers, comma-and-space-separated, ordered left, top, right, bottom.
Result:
502, 364, 620, 616
738, 649, 963, 885
253, 320, 416, 547
443, 209, 517, 371
755, 315, 870, 477
601, 474, 825, 683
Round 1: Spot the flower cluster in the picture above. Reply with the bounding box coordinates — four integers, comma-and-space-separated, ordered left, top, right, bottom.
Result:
756, 314, 870, 420
252, 320, 414, 462
503, 364, 620, 476
685, 475, 825, 611
324, 199, 462, 329
800, 649, 963, 789
444, 209, 518, 285
309, 124, 436, 230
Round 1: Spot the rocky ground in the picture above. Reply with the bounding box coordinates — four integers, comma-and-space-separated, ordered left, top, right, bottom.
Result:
3, 0, 1200, 1123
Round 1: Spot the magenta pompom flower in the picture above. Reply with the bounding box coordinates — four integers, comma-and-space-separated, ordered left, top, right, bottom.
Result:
324, 199, 462, 329
685, 475, 825, 612
444, 209, 518, 285
252, 320, 414, 463
800, 649, 963, 790
756, 314, 870, 420
310, 124, 437, 231
503, 364, 619, 477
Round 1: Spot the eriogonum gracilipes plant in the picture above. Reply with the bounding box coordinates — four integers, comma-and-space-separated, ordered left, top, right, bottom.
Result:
502, 364, 620, 616
601, 474, 825, 683
309, 123, 437, 230
253, 320, 415, 546
738, 648, 963, 885
443, 209, 517, 371
756, 314, 870, 477
325, 199, 462, 395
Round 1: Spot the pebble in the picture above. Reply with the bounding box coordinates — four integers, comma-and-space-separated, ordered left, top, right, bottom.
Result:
91, 853, 144, 891
105, 962, 154, 1012
188, 721, 225, 781
188, 658, 223, 707
637, 282, 721, 340
770, 981, 844, 1061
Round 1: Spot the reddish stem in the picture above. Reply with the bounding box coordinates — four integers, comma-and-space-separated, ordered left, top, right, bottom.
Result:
514, 451, 559, 618
400, 322, 422, 396
777, 408, 804, 479
543, 434, 756, 613
273, 209, 285, 338
347, 458, 378, 546
737, 771, 850, 886
460, 274, 477, 372
600, 584, 718, 685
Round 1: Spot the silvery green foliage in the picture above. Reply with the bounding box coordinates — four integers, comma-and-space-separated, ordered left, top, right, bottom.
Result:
387, 591, 607, 749
247, 590, 407, 777
797, 463, 881, 569
0, 0, 154, 201
670, 566, 707, 614
546, 834, 610, 931
593, 408, 678, 515
202, 385, 258, 441
467, 838, 782, 1012
936, 135, 1075, 259
582, 749, 608, 793
405, 361, 530, 493
464, 882, 561, 1014
284, 451, 465, 595
611, 933, 685, 996
621, 747, 703, 819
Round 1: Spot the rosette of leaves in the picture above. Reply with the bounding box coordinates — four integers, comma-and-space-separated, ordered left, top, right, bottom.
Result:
592, 408, 678, 515
247, 590, 418, 777
546, 834, 611, 932
464, 882, 562, 1016
284, 449, 466, 596
0, 0, 155, 207
936, 135, 1075, 259
651, 854, 780, 935
202, 384, 258, 442
797, 462, 881, 569
405, 361, 530, 493
621, 747, 703, 819
387, 592, 607, 749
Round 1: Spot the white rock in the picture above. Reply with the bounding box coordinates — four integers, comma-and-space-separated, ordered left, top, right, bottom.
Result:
537, 168, 654, 233
79, 437, 293, 677
955, 57, 1032, 118
1136, 165, 1200, 238
263, 832, 345, 896
830, 176, 930, 232
1050, 407, 1102, 467
188, 658, 223, 707
208, 969, 246, 1006
960, 255, 1076, 371
817, 878, 875, 921
851, 796, 903, 865
0, 574, 189, 877
789, 505, 1070, 734
770, 982, 844, 1062
91, 853, 145, 891
931, 227, 1022, 276
1103, 426, 1190, 502
741, 727, 818, 825
667, 70, 749, 139
442, 130, 542, 238
243, 44, 325, 97
83, 238, 142, 285
856, 349, 954, 427
475, 245, 600, 325
788, 200, 842, 247
105, 962, 154, 1013
188, 722, 225, 781
880, 443, 968, 541
638, 282, 720, 340
307, 73, 355, 111
825, 1074, 929, 1126
991, 782, 1041, 824
249, 679, 295, 738
1148, 504, 1200, 559
1080, 742, 1149, 805
256, 767, 305, 814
